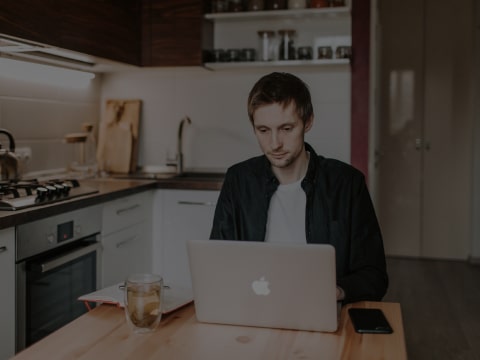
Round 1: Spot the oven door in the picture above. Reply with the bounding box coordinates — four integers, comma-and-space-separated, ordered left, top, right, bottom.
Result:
16, 234, 102, 351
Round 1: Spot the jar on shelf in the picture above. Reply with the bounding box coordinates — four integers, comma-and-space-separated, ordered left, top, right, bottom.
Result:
330, 0, 345, 6
257, 30, 275, 61
278, 29, 296, 60
228, 0, 244, 12
211, 0, 227, 12
240, 48, 257, 61
266, 0, 286, 10
310, 0, 329, 8
225, 48, 241, 62
297, 46, 313, 60
248, 0, 265, 10
288, 0, 306, 9
317, 46, 333, 59
335, 45, 352, 59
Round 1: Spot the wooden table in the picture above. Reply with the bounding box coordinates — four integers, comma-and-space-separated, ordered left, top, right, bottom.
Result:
12, 301, 407, 360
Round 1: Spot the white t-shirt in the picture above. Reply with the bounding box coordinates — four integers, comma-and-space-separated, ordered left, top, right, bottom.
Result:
265, 177, 306, 244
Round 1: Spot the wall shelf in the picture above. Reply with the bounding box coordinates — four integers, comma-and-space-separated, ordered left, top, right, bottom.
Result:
205, 7, 350, 22
204, 3, 351, 70
204, 58, 350, 70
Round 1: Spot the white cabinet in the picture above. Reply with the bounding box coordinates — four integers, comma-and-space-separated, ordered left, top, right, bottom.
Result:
0, 227, 15, 360
204, 5, 351, 70
153, 189, 220, 290
101, 191, 153, 287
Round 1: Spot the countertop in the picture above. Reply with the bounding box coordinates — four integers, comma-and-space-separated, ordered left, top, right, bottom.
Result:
0, 174, 224, 229
11, 301, 407, 360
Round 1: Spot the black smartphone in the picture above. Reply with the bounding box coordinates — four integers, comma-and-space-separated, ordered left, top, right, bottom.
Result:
348, 308, 393, 334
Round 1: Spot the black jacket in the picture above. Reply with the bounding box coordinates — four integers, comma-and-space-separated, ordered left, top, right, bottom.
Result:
210, 143, 388, 304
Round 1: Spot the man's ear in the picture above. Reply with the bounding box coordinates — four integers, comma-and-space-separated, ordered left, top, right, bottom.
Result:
304, 116, 314, 133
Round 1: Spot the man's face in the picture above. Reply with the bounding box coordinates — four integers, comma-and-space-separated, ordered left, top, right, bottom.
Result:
252, 101, 312, 170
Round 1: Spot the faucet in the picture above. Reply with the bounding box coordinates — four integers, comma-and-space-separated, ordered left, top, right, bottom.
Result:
176, 116, 191, 175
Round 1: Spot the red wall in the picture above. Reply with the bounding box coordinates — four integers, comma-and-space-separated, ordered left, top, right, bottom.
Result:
351, 0, 370, 180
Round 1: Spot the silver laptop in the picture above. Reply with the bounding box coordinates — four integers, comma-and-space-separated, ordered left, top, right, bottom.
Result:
187, 240, 338, 332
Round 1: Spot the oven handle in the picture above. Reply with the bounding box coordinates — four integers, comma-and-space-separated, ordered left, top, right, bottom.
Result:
37, 242, 101, 273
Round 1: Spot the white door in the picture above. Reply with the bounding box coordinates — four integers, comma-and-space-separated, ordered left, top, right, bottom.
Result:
375, 0, 473, 259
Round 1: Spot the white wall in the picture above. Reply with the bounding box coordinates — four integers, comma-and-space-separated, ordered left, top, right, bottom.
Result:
0, 59, 101, 174
100, 66, 351, 172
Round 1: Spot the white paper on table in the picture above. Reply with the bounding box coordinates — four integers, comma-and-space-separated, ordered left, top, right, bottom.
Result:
78, 283, 193, 314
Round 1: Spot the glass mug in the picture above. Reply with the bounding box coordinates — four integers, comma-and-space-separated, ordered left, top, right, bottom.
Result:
124, 273, 163, 334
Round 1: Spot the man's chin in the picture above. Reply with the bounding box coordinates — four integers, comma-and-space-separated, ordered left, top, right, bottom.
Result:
267, 156, 292, 169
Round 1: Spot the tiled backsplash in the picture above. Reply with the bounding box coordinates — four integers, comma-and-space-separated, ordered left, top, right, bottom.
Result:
0, 67, 101, 174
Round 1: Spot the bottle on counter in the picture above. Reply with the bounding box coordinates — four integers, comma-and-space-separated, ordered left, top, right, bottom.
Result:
82, 122, 98, 175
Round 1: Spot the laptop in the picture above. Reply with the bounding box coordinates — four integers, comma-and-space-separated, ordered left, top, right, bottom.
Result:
187, 240, 338, 332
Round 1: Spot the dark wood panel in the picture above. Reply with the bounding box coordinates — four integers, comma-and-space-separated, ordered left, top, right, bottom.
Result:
150, 19, 205, 66
144, 0, 211, 66
0, 0, 60, 46
58, 0, 141, 64
149, 0, 205, 18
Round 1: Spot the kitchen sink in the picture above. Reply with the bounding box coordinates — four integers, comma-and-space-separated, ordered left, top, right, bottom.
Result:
111, 171, 225, 181
175, 171, 225, 180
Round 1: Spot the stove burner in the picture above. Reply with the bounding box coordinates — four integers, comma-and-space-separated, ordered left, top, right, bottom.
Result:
0, 178, 98, 211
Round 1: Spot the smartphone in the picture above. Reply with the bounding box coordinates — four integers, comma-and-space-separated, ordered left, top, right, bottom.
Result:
348, 308, 393, 334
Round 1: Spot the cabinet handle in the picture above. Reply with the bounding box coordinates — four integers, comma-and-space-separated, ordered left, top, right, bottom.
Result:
116, 236, 137, 248
177, 201, 216, 206
0, 246, 7, 253
116, 204, 140, 215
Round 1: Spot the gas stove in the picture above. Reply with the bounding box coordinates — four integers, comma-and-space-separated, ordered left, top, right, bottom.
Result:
0, 178, 98, 211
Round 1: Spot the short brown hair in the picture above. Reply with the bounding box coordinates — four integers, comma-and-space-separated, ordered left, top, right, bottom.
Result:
247, 72, 314, 125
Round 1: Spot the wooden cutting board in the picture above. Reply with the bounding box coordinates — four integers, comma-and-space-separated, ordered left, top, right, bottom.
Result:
97, 99, 141, 174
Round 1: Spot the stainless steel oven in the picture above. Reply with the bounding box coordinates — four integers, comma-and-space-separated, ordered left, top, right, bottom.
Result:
15, 205, 102, 352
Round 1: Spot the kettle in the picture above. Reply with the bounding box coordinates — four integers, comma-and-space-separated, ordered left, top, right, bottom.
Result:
0, 129, 19, 181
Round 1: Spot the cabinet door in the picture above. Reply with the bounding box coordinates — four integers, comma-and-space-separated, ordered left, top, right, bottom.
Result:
143, 0, 212, 66
376, 0, 472, 259
102, 223, 151, 287
102, 191, 153, 236
159, 190, 219, 289
0, 0, 60, 46
0, 0, 140, 65
0, 228, 15, 360
58, 0, 140, 64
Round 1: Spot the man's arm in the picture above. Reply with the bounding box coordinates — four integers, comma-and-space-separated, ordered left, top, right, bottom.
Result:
336, 174, 389, 303
210, 171, 235, 240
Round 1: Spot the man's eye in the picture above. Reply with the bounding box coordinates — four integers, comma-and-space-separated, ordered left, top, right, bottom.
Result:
282, 126, 293, 132
257, 128, 268, 133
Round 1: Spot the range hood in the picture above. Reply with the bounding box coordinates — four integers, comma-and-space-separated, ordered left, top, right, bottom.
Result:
0, 33, 137, 72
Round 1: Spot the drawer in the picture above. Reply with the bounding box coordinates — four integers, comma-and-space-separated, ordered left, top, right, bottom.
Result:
102, 191, 152, 235
101, 223, 151, 287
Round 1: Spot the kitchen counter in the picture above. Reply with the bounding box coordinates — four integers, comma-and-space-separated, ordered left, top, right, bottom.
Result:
0, 174, 224, 229
11, 301, 407, 360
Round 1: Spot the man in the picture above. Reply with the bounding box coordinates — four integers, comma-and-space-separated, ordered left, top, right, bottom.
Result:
210, 72, 388, 304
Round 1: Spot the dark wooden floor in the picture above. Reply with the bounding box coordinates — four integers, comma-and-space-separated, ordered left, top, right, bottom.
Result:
383, 257, 480, 360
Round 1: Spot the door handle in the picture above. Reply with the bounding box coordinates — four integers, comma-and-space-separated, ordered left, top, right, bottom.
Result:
116, 236, 138, 248
116, 204, 140, 215
415, 139, 431, 151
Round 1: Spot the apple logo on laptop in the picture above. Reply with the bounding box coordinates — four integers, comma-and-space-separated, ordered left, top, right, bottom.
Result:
251, 276, 270, 296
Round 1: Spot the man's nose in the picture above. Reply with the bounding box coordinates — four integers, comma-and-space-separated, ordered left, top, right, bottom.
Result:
271, 131, 282, 149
